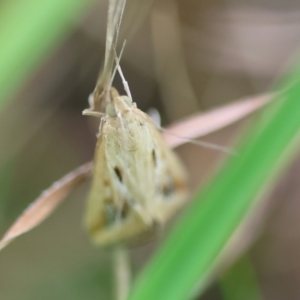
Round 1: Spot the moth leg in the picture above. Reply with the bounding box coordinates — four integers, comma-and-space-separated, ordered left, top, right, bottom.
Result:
82, 109, 105, 118
83, 93, 105, 117
96, 118, 105, 138
88, 93, 95, 109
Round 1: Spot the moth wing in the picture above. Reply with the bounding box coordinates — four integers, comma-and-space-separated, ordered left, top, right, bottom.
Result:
84, 128, 149, 246
85, 105, 189, 246
138, 110, 189, 223
112, 106, 188, 225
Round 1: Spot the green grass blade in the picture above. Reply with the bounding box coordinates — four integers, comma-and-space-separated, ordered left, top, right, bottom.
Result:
219, 254, 262, 300
128, 64, 300, 300
0, 0, 92, 110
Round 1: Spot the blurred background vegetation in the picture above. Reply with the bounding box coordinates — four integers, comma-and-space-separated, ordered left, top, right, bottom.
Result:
1, 0, 300, 299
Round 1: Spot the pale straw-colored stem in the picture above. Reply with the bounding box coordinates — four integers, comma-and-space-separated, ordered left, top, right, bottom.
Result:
113, 245, 131, 300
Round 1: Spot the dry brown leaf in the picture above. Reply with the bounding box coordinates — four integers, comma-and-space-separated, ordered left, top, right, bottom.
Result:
0, 93, 272, 251
0, 162, 93, 251
163, 93, 271, 148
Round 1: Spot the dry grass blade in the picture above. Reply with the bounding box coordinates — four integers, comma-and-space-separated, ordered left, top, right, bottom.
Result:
163, 94, 272, 149
0, 162, 92, 251
94, 0, 126, 99
0, 93, 272, 252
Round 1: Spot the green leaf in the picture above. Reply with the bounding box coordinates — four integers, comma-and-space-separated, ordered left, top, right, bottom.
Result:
219, 254, 262, 300
0, 0, 92, 110
128, 63, 300, 300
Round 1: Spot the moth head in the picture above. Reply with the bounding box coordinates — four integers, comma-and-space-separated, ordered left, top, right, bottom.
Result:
105, 102, 117, 117
106, 95, 133, 118
120, 95, 133, 106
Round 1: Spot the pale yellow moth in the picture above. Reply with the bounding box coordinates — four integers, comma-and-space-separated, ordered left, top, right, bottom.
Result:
84, 87, 189, 246
81, 0, 189, 246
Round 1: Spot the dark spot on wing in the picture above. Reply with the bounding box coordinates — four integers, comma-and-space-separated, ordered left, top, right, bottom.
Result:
152, 149, 157, 166
114, 166, 122, 182
162, 179, 175, 198
104, 201, 130, 226
120, 202, 130, 219
104, 203, 116, 226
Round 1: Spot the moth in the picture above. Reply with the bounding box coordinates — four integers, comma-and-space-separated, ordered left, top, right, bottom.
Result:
83, 87, 188, 246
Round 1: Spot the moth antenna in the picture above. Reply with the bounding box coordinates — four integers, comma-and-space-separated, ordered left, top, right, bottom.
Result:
82, 110, 106, 118
113, 44, 132, 100
107, 40, 127, 97
128, 108, 235, 155
102, 40, 127, 106
161, 128, 238, 156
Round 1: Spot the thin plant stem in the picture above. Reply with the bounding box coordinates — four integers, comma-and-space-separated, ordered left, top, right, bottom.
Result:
113, 245, 131, 300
